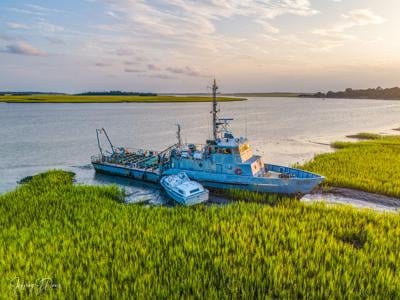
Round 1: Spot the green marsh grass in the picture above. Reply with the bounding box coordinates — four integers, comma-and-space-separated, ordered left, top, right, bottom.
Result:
1, 170, 400, 298
0, 94, 244, 103
346, 132, 381, 140
224, 189, 286, 205
300, 135, 400, 197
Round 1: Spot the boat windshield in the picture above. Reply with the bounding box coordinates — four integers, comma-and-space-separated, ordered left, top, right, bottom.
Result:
239, 143, 253, 161
190, 188, 200, 194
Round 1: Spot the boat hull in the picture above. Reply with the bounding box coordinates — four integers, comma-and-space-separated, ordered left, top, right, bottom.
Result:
92, 162, 160, 183
163, 164, 324, 195
93, 162, 323, 195
160, 177, 209, 206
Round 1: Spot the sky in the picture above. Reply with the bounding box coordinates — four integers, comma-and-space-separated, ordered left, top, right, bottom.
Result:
0, 0, 399, 93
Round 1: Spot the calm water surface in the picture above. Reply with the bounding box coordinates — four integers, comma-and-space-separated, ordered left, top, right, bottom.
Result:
1, 97, 400, 202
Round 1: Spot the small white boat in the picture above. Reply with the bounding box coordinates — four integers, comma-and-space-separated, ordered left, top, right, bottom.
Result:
160, 172, 209, 206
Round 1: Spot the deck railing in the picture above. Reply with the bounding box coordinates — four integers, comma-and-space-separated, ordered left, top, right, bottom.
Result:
91, 154, 103, 163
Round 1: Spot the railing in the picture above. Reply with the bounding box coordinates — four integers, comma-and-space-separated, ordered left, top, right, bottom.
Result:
91, 144, 178, 167
91, 154, 103, 163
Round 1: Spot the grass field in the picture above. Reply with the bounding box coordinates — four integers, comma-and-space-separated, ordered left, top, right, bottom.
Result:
0, 94, 244, 103
1, 170, 399, 298
299, 134, 400, 198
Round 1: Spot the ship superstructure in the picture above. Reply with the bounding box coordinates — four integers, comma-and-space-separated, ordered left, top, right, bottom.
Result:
162, 80, 324, 194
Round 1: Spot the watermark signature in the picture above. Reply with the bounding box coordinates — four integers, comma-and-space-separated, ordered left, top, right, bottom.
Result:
10, 277, 61, 295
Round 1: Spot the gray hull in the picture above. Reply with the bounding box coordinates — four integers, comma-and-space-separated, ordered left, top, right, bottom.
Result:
93, 162, 323, 195
163, 164, 323, 195
92, 162, 160, 183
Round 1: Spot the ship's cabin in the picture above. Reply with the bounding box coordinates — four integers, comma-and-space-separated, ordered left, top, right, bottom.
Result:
172, 130, 266, 177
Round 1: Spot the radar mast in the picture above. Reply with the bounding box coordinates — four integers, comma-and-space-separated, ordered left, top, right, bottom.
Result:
211, 79, 219, 141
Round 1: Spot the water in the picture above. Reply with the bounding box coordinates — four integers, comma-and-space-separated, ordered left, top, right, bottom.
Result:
1, 97, 400, 208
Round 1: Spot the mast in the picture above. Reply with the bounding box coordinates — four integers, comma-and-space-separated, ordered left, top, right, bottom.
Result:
176, 124, 182, 147
211, 79, 219, 141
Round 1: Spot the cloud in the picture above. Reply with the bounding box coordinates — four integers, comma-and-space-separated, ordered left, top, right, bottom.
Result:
96, 0, 318, 54
6, 20, 64, 34
37, 22, 64, 33
255, 20, 280, 34
124, 68, 145, 73
0, 34, 16, 42
106, 11, 120, 18
46, 37, 65, 45
166, 66, 209, 77
115, 49, 135, 56
25, 4, 63, 14
147, 64, 161, 71
150, 74, 176, 79
5, 4, 63, 17
75, 0, 320, 72
314, 8, 385, 36
2, 42, 47, 56
94, 62, 110, 67
342, 9, 385, 27
7, 22, 29, 30
311, 8, 385, 51
123, 57, 147, 65
6, 7, 46, 16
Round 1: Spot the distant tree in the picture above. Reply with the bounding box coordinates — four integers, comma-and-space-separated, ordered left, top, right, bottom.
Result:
327, 91, 335, 98
306, 86, 400, 100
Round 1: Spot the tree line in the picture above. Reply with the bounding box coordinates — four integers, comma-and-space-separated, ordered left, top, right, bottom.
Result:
76, 91, 157, 96
300, 87, 400, 100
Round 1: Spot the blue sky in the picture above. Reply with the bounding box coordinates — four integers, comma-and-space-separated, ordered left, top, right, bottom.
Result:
0, 0, 399, 93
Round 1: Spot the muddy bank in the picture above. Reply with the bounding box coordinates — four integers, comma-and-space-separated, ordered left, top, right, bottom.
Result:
207, 186, 400, 213
303, 187, 400, 212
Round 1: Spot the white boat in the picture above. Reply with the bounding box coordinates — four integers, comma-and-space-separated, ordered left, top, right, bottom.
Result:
160, 172, 209, 206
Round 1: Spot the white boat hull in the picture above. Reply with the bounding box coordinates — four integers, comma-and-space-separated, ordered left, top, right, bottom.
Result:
160, 175, 209, 206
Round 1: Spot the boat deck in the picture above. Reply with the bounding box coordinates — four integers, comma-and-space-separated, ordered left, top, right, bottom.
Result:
92, 144, 177, 172
92, 153, 158, 169
264, 171, 282, 178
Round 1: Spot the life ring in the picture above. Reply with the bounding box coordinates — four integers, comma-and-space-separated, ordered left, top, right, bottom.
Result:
235, 168, 242, 175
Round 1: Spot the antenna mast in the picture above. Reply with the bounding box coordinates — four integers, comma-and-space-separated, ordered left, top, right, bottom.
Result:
176, 124, 182, 147
211, 79, 219, 141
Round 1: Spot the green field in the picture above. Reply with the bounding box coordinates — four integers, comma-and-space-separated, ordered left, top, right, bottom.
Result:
0, 94, 244, 103
1, 170, 399, 298
299, 134, 400, 198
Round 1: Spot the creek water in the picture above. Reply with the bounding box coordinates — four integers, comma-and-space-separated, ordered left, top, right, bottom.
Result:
1, 97, 400, 210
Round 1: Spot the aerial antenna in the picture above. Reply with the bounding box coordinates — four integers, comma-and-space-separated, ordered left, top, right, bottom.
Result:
245, 97, 248, 139
176, 124, 182, 147
211, 79, 219, 141
245, 117, 248, 139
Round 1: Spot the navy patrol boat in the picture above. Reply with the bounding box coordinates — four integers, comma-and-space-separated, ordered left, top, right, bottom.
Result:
91, 79, 324, 195
162, 80, 324, 195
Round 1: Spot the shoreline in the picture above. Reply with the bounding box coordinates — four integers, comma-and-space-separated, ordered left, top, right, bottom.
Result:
0, 95, 245, 104
303, 187, 400, 213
